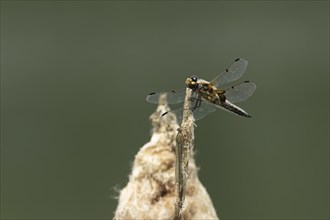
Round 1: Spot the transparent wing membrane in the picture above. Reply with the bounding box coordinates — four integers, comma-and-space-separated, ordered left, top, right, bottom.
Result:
191, 100, 217, 120
146, 89, 186, 104
162, 99, 217, 123
211, 58, 248, 88
223, 81, 256, 103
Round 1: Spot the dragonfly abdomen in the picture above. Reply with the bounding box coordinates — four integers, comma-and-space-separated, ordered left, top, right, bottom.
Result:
216, 100, 251, 118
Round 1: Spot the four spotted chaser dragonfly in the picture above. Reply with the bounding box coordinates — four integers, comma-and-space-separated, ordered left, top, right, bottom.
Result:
146, 58, 256, 121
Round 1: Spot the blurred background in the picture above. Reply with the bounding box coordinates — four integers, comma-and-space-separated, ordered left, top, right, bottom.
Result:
1, 1, 328, 219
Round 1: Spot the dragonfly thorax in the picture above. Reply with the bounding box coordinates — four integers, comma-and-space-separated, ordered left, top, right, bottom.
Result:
198, 82, 222, 104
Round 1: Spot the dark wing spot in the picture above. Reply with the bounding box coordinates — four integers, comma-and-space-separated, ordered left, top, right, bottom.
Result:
225, 69, 229, 72
171, 90, 176, 93
244, 80, 250, 83
235, 58, 240, 61
161, 112, 168, 117
231, 86, 234, 89
149, 92, 156, 95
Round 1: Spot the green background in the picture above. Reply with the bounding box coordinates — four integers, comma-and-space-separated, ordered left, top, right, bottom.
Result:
1, 1, 329, 219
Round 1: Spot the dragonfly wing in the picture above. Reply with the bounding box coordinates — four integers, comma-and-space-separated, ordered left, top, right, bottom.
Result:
161, 99, 216, 123
211, 58, 248, 88
192, 100, 217, 121
223, 81, 256, 103
146, 88, 186, 104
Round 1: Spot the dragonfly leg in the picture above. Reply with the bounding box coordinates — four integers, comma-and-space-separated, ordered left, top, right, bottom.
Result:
188, 97, 197, 102
191, 96, 202, 112
183, 93, 201, 112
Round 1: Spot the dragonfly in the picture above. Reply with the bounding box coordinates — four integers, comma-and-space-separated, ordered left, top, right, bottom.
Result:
146, 58, 256, 121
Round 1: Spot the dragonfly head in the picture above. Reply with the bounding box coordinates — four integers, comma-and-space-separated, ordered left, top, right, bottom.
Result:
185, 75, 199, 91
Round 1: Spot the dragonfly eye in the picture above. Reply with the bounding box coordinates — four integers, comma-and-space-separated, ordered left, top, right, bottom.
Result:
191, 76, 198, 82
